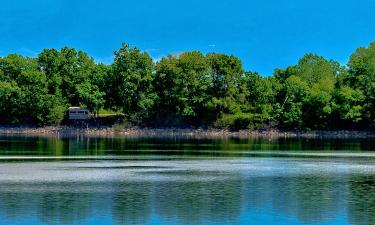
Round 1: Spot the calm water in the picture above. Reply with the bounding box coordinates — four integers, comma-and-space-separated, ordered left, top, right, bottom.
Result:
1, 136, 375, 225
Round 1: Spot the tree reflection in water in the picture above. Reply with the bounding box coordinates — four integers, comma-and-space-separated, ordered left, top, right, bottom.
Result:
348, 175, 375, 225
0, 136, 375, 224
0, 171, 373, 224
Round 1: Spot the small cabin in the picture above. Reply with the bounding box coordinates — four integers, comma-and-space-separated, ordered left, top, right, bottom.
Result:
68, 107, 91, 120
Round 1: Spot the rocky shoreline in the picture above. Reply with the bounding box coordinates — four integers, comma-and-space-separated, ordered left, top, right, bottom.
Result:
0, 126, 374, 139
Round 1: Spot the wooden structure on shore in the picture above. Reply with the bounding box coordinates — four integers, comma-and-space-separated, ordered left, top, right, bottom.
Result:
68, 107, 92, 120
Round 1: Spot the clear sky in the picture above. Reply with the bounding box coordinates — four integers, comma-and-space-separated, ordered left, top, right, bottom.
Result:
1, 0, 375, 75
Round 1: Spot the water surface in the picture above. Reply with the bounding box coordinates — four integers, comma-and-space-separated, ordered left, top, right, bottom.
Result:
0, 136, 375, 225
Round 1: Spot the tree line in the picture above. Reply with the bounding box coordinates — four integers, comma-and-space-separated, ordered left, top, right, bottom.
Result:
0, 42, 375, 130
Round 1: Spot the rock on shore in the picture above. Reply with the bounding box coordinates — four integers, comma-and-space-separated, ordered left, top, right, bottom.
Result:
0, 126, 374, 139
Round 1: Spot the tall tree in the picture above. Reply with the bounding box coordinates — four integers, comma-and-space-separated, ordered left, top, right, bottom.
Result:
77, 80, 105, 114
244, 71, 279, 120
154, 51, 212, 125
347, 42, 375, 125
332, 86, 365, 127
38, 47, 97, 106
0, 54, 65, 125
206, 53, 245, 114
275, 54, 339, 129
110, 43, 156, 122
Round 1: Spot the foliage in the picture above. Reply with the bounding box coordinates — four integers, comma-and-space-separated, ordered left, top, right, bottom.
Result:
272, 54, 341, 129
109, 43, 157, 123
214, 113, 265, 130
347, 42, 375, 125
154, 51, 212, 125
1, 42, 375, 130
243, 72, 279, 121
333, 86, 365, 124
0, 54, 66, 125
206, 53, 245, 114
77, 80, 105, 114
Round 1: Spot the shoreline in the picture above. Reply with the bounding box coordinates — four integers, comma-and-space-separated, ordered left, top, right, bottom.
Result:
0, 126, 374, 139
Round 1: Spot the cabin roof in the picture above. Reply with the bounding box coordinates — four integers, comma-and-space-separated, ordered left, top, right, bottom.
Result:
69, 107, 88, 110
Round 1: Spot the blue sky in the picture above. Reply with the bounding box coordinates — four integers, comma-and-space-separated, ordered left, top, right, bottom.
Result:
0, 0, 375, 75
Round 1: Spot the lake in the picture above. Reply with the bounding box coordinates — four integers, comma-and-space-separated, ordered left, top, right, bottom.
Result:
0, 135, 375, 225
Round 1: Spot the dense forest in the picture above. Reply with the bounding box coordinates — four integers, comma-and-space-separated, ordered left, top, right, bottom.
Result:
1, 42, 375, 130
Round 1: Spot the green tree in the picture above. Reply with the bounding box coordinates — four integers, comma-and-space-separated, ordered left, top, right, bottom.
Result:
110, 43, 156, 122
333, 86, 364, 125
347, 42, 375, 125
1, 42, 375, 130
0, 81, 23, 124
37, 48, 63, 95
206, 53, 245, 114
77, 81, 105, 114
275, 54, 339, 129
154, 51, 211, 125
38, 47, 97, 106
244, 71, 279, 121
275, 75, 309, 128
0, 54, 65, 125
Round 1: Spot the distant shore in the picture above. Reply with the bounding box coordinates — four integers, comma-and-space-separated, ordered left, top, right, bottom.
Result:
0, 126, 374, 139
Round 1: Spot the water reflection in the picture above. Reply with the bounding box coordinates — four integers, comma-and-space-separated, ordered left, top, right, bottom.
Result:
348, 175, 375, 225
0, 160, 374, 224
0, 136, 375, 224
1, 135, 375, 157
111, 182, 152, 225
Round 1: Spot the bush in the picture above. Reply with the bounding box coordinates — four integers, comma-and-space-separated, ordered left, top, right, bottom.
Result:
214, 113, 264, 130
